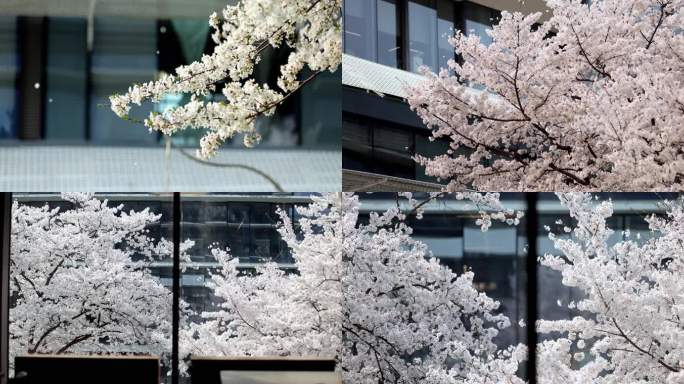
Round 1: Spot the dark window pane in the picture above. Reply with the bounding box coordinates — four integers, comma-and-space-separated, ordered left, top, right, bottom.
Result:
300, 70, 342, 146
45, 17, 87, 140
377, 0, 401, 68
463, 2, 496, 46
344, 0, 377, 61
374, 125, 411, 152
408, 0, 437, 72
90, 17, 158, 144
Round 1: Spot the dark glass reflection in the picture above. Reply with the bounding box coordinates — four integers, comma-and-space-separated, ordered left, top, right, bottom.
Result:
90, 17, 157, 144
45, 17, 87, 140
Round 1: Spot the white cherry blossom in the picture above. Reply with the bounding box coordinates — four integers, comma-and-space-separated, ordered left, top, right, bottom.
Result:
537, 193, 684, 383
9, 194, 190, 366
110, 0, 341, 159
406, 0, 684, 191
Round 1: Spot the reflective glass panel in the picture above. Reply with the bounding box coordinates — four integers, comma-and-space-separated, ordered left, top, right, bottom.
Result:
377, 0, 401, 68
408, 0, 437, 72
44, 17, 88, 140
90, 17, 157, 144
344, 0, 377, 61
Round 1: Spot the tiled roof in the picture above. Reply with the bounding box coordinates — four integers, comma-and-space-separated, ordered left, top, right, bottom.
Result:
342, 54, 426, 99
0, 145, 341, 192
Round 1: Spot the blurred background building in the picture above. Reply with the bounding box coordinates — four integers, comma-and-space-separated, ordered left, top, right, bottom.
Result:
0, 0, 341, 191
342, 0, 549, 191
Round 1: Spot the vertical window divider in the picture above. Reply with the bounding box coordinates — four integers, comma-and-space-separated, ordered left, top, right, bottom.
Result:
401, 0, 410, 71
0, 193, 11, 384
172, 192, 181, 384
525, 193, 538, 383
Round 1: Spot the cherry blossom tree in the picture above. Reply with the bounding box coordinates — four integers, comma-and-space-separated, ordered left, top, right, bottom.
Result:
406, 0, 684, 191
183, 192, 527, 383
9, 194, 179, 363
181, 193, 343, 361
110, 0, 341, 159
537, 193, 684, 383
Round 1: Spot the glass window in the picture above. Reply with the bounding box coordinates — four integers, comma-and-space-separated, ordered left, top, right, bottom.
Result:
411, 215, 464, 259
44, 17, 87, 140
344, 0, 377, 61
415, 131, 449, 182
463, 2, 497, 46
90, 17, 158, 144
437, 0, 455, 72
299, 70, 342, 147
372, 125, 415, 178
342, 114, 416, 178
0, 16, 17, 138
464, 222, 518, 257
377, 0, 401, 68
408, 0, 437, 72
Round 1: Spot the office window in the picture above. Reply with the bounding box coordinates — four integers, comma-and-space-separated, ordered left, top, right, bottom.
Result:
408, 0, 437, 72
343, 114, 416, 179
377, 0, 402, 68
410, 214, 464, 268
44, 18, 88, 140
462, 2, 499, 46
90, 17, 158, 144
344, 0, 377, 61
299, 70, 342, 147
0, 16, 17, 139
437, 0, 455, 72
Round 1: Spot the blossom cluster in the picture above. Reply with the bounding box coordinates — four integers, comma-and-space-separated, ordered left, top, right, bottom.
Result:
406, 0, 684, 191
110, 0, 341, 158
